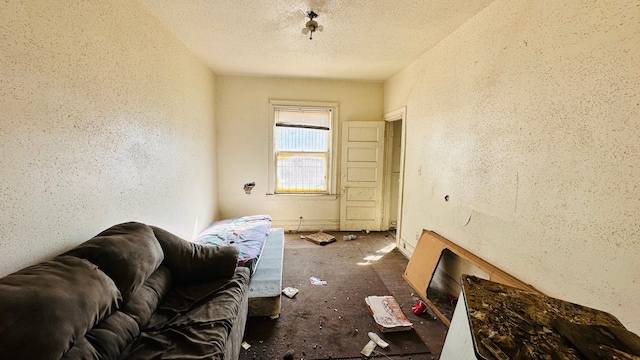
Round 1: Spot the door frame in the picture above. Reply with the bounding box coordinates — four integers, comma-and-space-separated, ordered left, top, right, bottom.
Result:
382, 107, 407, 250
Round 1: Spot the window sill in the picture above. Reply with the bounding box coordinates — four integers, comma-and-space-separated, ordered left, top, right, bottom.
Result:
265, 193, 338, 201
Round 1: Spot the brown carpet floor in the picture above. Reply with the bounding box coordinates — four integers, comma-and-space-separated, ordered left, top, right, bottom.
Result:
239, 231, 448, 360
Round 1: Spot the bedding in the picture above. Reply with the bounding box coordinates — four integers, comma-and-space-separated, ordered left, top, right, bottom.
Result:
192, 215, 272, 275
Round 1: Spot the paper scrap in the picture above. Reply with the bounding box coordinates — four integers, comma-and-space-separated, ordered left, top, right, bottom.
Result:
310, 276, 327, 285
282, 287, 299, 298
241, 341, 251, 350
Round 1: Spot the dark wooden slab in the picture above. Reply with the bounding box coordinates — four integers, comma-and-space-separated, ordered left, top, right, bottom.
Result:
462, 275, 633, 360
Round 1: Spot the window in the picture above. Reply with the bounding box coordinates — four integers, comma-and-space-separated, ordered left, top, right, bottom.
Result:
268, 101, 338, 195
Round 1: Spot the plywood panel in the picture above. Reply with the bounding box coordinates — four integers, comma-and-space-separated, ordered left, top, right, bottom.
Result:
403, 230, 540, 327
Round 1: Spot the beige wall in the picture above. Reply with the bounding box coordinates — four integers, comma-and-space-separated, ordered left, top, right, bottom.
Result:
385, 0, 640, 332
0, 1, 219, 277
216, 76, 383, 230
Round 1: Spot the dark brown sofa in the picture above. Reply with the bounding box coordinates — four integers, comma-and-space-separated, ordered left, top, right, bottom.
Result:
0, 222, 249, 360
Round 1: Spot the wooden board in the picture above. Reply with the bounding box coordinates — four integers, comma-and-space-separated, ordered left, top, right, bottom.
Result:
403, 230, 539, 327
463, 275, 630, 360
305, 231, 336, 245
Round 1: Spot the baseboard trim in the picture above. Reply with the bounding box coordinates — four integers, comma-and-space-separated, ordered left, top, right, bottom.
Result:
397, 238, 415, 259
271, 219, 340, 232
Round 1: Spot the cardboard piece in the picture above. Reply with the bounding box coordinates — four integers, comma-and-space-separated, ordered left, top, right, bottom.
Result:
365, 296, 413, 332
403, 230, 540, 327
305, 231, 336, 245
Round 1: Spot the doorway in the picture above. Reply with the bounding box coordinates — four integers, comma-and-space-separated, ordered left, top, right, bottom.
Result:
383, 107, 406, 250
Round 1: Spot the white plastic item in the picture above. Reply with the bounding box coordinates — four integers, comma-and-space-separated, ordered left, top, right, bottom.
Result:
360, 340, 377, 357
368, 332, 389, 348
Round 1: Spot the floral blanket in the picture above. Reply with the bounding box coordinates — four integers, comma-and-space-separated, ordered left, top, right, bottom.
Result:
192, 215, 272, 275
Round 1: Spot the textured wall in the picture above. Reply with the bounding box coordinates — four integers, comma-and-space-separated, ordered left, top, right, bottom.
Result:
385, 0, 640, 331
0, 1, 218, 277
216, 76, 383, 230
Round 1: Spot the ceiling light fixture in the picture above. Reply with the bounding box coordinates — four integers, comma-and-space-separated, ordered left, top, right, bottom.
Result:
302, 11, 323, 40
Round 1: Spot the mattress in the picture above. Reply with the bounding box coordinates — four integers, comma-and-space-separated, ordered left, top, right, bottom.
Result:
247, 228, 285, 317
192, 215, 272, 275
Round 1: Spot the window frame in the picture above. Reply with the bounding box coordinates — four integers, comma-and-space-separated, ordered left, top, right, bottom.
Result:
268, 100, 339, 196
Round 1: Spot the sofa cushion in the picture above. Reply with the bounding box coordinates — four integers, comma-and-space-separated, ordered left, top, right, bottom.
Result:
65, 222, 164, 303
61, 311, 139, 360
121, 267, 250, 360
151, 225, 239, 283
0, 255, 121, 360
121, 265, 173, 329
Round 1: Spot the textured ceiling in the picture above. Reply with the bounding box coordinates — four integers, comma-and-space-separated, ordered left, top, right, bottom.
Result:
140, 0, 495, 81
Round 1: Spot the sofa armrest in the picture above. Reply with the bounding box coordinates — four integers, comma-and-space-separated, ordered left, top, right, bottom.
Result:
150, 226, 239, 283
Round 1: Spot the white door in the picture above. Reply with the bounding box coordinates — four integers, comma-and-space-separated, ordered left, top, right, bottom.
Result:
340, 121, 385, 231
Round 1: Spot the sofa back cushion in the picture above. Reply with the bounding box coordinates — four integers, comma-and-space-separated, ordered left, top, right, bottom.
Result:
151, 225, 239, 283
0, 256, 121, 360
65, 222, 164, 303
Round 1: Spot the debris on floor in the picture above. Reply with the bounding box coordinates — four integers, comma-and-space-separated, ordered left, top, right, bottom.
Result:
310, 276, 327, 285
365, 295, 413, 332
282, 349, 295, 360
368, 332, 389, 348
360, 340, 377, 357
305, 231, 336, 245
241, 341, 251, 350
342, 234, 357, 241
412, 300, 427, 315
361, 332, 390, 358
282, 287, 299, 298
